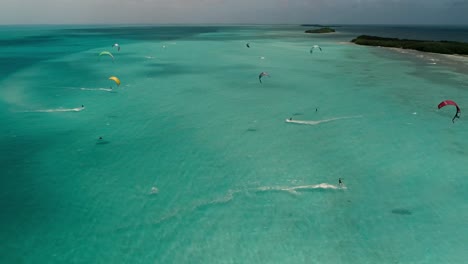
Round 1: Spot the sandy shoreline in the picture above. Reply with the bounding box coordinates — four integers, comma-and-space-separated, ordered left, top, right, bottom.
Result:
347, 43, 468, 74
386, 47, 468, 73
386, 47, 468, 61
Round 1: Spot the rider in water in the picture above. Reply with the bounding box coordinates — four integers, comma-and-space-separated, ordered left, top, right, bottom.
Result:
453, 110, 461, 123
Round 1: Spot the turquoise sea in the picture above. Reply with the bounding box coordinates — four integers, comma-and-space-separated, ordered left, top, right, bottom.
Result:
1, 25, 468, 263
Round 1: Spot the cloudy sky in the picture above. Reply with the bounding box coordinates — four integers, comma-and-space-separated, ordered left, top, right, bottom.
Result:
1, 0, 467, 25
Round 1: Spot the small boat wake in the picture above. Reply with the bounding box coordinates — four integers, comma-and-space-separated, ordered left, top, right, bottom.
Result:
24, 107, 85, 113
286, 115, 362, 125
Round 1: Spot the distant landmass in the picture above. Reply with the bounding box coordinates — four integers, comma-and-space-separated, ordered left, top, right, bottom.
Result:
305, 27, 336, 34
351, 35, 468, 55
301, 24, 341, 27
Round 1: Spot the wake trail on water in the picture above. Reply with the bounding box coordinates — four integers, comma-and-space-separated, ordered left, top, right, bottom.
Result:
256, 183, 347, 194
153, 183, 346, 225
22, 107, 85, 113
64, 87, 114, 92
285, 115, 362, 125
78, 87, 113, 92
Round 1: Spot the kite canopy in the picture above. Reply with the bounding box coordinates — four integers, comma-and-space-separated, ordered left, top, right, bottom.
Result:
310, 45, 322, 53
109, 76, 121, 86
99, 51, 114, 60
258, 72, 269, 83
438, 100, 461, 123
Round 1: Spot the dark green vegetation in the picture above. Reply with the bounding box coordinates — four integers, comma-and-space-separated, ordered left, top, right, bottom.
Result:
305, 27, 336, 34
301, 24, 341, 27
351, 35, 468, 55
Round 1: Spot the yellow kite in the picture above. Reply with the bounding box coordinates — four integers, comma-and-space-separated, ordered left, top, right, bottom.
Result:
108, 76, 121, 86
99, 51, 114, 61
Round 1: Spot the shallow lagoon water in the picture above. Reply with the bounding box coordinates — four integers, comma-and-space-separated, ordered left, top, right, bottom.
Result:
1, 25, 467, 263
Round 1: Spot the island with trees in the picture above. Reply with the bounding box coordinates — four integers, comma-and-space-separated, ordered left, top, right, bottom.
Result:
301, 24, 340, 28
351, 35, 468, 55
305, 27, 336, 34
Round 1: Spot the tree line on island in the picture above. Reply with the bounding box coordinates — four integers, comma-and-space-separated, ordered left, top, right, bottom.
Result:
351, 35, 468, 55
301, 24, 468, 55
304, 27, 336, 33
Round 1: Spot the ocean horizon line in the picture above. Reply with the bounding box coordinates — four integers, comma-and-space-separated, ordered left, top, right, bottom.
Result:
1, 23, 468, 27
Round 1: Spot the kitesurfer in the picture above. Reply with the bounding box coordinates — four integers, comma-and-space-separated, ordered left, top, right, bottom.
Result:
289, 117, 293, 121
453, 110, 461, 123
339, 178, 343, 187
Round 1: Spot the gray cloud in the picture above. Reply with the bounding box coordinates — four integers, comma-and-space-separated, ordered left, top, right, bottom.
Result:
0, 0, 467, 24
